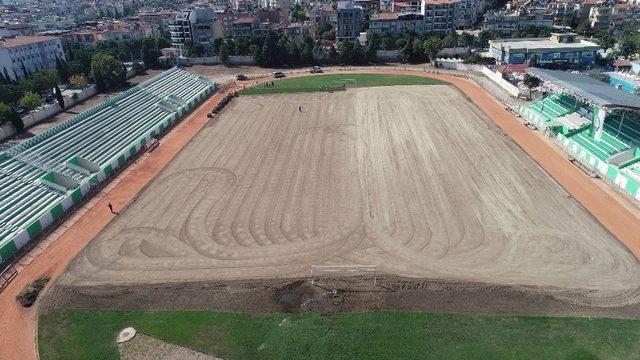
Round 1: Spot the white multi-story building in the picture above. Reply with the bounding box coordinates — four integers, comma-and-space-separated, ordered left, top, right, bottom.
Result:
169, 8, 217, 50
0, 35, 65, 81
589, 4, 640, 31
457, 0, 483, 28
370, 0, 460, 35
482, 7, 554, 33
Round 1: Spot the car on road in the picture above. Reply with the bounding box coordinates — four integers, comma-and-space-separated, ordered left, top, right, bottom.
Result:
236, 74, 247, 81
15, 105, 28, 116
273, 72, 286, 78
309, 66, 323, 74
44, 94, 55, 103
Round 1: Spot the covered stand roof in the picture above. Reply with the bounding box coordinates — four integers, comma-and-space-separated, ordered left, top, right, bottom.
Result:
527, 68, 640, 111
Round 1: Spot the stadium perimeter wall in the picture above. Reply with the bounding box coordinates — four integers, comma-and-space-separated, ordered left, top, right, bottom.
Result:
0, 69, 216, 264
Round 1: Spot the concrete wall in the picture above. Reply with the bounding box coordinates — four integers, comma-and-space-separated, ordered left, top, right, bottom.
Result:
437, 46, 472, 57
376, 50, 399, 61
182, 55, 256, 65
0, 86, 97, 142
480, 66, 521, 98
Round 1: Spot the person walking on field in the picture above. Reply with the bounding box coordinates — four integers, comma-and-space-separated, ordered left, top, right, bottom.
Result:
299, 105, 302, 112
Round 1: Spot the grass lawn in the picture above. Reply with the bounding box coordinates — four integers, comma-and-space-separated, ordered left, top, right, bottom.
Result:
240, 73, 445, 95
39, 309, 640, 360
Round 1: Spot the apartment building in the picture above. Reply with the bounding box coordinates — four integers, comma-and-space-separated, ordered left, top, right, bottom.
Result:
0, 35, 66, 81
169, 8, 217, 49
421, 0, 459, 34
482, 7, 554, 33
336, 1, 364, 42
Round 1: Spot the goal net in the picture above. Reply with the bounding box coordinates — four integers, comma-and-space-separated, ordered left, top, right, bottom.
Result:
310, 265, 377, 289
328, 79, 358, 91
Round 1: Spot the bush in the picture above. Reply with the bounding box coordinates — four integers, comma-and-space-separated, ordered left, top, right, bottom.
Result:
19, 92, 42, 110
69, 74, 87, 88
16, 275, 50, 307
132, 62, 144, 74
71, 92, 79, 101
0, 102, 22, 130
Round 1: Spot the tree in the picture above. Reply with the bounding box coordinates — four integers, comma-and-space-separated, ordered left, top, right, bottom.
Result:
338, 41, 354, 64
19, 91, 42, 110
327, 45, 338, 64
219, 41, 230, 66
141, 38, 160, 68
0, 85, 23, 105
381, 36, 393, 50
596, 34, 615, 51
459, 32, 475, 48
90, 53, 126, 91
575, 21, 592, 37
527, 53, 539, 67
29, 69, 60, 94
478, 30, 495, 47
55, 57, 70, 83
442, 34, 458, 48
0, 102, 23, 131
619, 38, 638, 58
423, 36, 443, 63
54, 85, 64, 110
523, 74, 541, 99
291, 4, 307, 23
132, 62, 144, 74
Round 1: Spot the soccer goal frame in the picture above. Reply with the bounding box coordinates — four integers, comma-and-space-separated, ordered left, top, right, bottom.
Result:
310, 264, 377, 286
331, 79, 358, 89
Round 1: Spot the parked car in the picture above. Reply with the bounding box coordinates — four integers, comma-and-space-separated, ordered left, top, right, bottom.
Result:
309, 66, 323, 74
273, 72, 286, 78
15, 105, 28, 115
44, 94, 55, 103
236, 74, 247, 81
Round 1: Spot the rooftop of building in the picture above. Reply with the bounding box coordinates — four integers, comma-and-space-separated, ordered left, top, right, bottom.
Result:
374, 12, 399, 20
613, 59, 632, 68
527, 68, 640, 111
322, 4, 336, 12
424, 0, 460, 4
233, 17, 255, 24
490, 37, 600, 51
0, 35, 59, 48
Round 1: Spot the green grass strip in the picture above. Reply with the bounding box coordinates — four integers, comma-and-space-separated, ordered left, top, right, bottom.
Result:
39, 309, 640, 360
240, 73, 445, 95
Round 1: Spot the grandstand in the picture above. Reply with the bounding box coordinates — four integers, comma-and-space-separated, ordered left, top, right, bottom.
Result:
522, 68, 640, 200
0, 68, 215, 263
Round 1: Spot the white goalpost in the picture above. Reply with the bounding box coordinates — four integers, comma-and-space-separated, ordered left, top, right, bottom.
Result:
310, 264, 377, 286
330, 79, 358, 90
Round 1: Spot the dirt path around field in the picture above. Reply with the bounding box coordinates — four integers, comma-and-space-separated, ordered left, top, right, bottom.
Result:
3, 68, 640, 360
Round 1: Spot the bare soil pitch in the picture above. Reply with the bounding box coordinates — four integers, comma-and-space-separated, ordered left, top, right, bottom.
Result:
58, 85, 640, 308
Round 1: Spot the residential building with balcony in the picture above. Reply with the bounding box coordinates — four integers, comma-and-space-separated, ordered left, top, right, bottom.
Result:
336, 1, 364, 42
169, 8, 216, 50
482, 7, 554, 33
421, 0, 459, 34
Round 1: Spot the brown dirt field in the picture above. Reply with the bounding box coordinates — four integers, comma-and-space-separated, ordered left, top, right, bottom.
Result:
59, 85, 640, 307
42, 276, 640, 319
